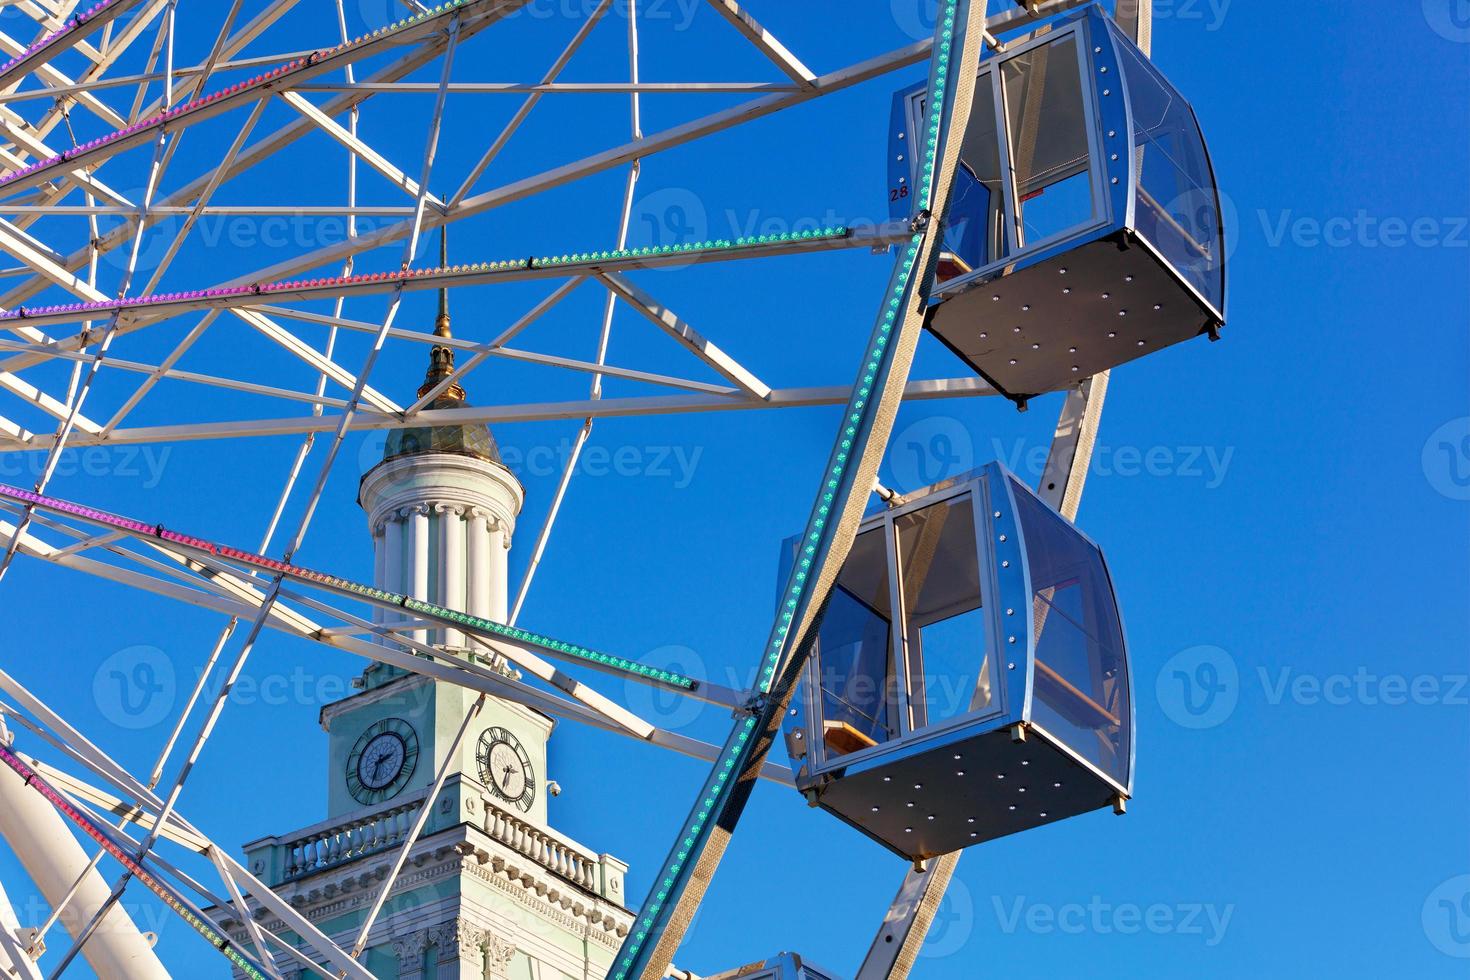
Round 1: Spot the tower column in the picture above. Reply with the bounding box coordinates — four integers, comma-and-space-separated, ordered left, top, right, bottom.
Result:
372, 519, 388, 634
439, 503, 466, 647
409, 504, 430, 645
383, 513, 406, 641
467, 510, 491, 621
488, 523, 509, 624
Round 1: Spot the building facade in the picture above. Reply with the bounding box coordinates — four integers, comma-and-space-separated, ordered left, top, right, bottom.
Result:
228, 286, 634, 979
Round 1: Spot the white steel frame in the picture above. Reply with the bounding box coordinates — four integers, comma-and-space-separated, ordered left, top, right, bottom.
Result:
0, 0, 1140, 976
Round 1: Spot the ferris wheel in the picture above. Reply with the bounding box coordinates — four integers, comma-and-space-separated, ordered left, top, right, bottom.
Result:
0, 1, 1226, 978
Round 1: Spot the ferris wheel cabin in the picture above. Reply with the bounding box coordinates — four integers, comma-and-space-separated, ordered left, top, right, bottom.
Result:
888, 4, 1226, 400
704, 952, 840, 980
781, 464, 1132, 862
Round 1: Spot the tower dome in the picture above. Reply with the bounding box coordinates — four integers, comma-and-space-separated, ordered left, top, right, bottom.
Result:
358, 230, 524, 666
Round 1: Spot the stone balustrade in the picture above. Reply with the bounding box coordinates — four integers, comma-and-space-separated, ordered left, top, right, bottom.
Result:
250, 785, 623, 904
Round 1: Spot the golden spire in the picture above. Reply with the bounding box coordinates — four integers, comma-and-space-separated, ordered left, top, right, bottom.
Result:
417, 225, 465, 402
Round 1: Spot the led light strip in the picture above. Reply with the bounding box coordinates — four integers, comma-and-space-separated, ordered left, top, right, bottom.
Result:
0, 0, 142, 85
608, 2, 975, 975
0, 743, 270, 980
0, 483, 697, 691
0, 227, 852, 328
0, 0, 494, 194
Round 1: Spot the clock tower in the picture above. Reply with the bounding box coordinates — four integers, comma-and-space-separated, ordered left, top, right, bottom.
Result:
234, 258, 634, 978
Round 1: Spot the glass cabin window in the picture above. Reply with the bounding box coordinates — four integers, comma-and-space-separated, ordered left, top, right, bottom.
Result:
949, 71, 1007, 271
895, 494, 992, 731
1010, 480, 1130, 785
817, 528, 899, 757
1110, 22, 1224, 311
912, 73, 1007, 274
1002, 34, 1096, 248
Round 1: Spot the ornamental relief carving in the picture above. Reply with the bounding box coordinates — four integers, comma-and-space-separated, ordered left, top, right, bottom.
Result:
431, 917, 486, 962
392, 929, 429, 971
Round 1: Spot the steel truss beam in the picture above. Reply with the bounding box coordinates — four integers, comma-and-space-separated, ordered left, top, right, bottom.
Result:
0, 376, 995, 453
0, 505, 790, 785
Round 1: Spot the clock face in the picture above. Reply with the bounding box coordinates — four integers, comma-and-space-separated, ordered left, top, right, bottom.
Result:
476, 726, 535, 812
357, 733, 405, 790
345, 718, 419, 805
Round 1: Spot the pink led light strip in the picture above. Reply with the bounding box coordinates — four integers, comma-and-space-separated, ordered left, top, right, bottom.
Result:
0, 743, 270, 979
0, 1, 144, 85
0, 227, 857, 329
0, 482, 700, 691
0, 0, 492, 194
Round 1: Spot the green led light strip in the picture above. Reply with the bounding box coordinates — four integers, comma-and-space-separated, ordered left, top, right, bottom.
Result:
609, 3, 972, 977
533, 228, 850, 266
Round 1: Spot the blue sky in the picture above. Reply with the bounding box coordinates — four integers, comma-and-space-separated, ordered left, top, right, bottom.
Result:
0, 1, 1466, 977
